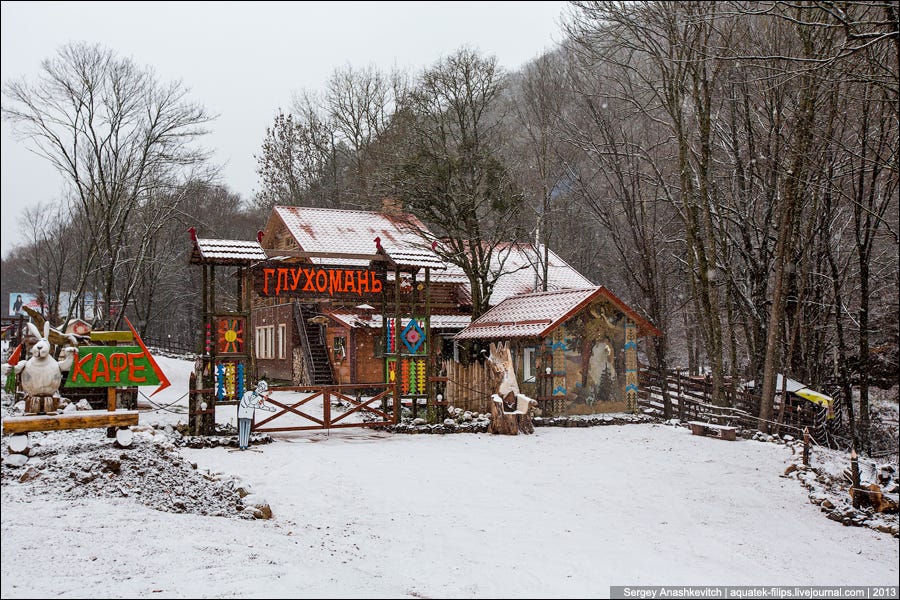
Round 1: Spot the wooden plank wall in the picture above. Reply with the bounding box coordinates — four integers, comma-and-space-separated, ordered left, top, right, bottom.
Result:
441, 359, 497, 414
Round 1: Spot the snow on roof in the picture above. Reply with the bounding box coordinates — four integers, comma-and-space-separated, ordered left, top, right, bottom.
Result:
273, 206, 444, 269
190, 238, 267, 265
433, 243, 594, 307
455, 288, 597, 340
455, 286, 660, 340
430, 315, 472, 330
327, 312, 471, 331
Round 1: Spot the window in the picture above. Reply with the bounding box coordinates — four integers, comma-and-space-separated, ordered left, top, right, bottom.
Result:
333, 336, 346, 362
255, 325, 274, 359
522, 347, 537, 383
278, 324, 286, 359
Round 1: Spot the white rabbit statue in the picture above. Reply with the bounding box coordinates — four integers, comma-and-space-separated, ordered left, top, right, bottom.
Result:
2, 321, 76, 414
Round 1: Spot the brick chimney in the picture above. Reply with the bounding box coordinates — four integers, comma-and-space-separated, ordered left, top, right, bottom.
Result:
381, 198, 403, 216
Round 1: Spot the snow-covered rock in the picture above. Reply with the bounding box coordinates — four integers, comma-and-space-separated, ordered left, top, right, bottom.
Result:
4, 453, 28, 468
241, 494, 272, 519
18, 466, 41, 482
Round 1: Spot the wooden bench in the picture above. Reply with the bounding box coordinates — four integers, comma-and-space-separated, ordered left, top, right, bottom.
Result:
2, 410, 139, 434
688, 420, 737, 441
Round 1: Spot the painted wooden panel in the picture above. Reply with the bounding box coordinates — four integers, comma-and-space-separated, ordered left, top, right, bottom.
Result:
531, 298, 636, 416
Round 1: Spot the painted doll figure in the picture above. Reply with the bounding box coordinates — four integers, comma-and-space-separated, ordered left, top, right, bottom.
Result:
237, 380, 275, 450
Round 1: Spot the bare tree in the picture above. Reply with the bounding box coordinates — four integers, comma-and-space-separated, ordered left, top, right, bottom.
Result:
326, 64, 407, 207
3, 42, 214, 329
566, 1, 733, 404
19, 201, 72, 322
391, 48, 525, 318
254, 106, 332, 211
507, 51, 574, 292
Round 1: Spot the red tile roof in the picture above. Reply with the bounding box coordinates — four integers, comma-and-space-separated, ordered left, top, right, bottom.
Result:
272, 206, 444, 269
454, 287, 660, 340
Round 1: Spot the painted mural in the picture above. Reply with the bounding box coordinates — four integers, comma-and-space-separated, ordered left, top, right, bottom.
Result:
551, 298, 631, 415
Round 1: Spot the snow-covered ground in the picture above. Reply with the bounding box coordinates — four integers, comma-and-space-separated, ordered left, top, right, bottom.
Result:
2, 358, 898, 598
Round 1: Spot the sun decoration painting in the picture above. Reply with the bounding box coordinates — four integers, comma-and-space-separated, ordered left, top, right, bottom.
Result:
217, 317, 245, 354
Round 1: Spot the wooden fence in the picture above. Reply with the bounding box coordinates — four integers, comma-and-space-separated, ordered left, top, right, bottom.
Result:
144, 336, 197, 356
636, 369, 836, 440
441, 359, 497, 414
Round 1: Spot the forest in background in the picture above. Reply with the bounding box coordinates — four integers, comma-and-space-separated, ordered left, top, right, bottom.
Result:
2, 2, 897, 448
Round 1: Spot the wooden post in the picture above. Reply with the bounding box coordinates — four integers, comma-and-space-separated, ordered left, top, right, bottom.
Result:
394, 266, 403, 417
189, 372, 198, 434
802, 426, 810, 467
201, 264, 208, 353
209, 265, 216, 359
237, 266, 244, 313
676, 371, 684, 420
324, 387, 331, 429
106, 386, 117, 438
424, 267, 432, 420
850, 449, 861, 509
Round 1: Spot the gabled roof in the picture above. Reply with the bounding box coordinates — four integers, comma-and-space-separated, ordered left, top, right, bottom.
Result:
433, 243, 594, 307
269, 206, 444, 269
454, 286, 660, 340
189, 238, 267, 265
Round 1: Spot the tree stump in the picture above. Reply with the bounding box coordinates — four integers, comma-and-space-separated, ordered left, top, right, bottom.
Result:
8, 434, 30, 455
115, 428, 134, 448
24, 395, 58, 415
488, 393, 535, 435
24, 397, 41, 415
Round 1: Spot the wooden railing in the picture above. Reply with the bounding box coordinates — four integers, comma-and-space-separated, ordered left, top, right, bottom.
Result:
637, 369, 824, 437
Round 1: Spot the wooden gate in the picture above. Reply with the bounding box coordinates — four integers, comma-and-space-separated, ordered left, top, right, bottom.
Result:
252, 383, 399, 433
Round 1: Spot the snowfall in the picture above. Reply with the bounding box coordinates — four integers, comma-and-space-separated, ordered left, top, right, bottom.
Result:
2, 356, 898, 599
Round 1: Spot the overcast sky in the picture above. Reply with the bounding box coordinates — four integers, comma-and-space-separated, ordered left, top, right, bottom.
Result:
1, 1, 569, 258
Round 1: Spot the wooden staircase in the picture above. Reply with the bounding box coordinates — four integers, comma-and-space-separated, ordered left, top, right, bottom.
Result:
294, 302, 335, 385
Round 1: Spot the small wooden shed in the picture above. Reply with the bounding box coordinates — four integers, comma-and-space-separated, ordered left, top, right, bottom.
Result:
454, 287, 660, 416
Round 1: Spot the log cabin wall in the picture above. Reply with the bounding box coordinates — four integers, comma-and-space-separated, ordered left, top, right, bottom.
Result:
253, 302, 294, 382
351, 328, 383, 383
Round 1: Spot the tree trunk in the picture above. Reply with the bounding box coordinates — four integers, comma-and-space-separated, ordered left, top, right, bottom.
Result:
488, 393, 535, 435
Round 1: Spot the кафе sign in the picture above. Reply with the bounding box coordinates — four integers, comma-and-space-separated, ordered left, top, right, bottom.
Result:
253, 264, 385, 299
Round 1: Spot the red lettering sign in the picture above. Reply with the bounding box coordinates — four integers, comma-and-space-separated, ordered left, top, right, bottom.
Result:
253, 264, 387, 299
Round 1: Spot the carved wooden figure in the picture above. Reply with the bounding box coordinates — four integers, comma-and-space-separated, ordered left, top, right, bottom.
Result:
485, 341, 536, 435
2, 322, 76, 414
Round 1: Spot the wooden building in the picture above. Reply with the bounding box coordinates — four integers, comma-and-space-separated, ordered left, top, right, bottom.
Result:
454, 287, 660, 416
252, 205, 449, 395
190, 203, 600, 408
